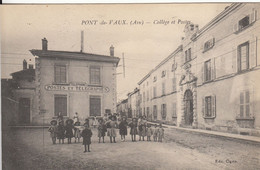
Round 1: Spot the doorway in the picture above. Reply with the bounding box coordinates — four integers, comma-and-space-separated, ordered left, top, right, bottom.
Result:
184, 90, 193, 126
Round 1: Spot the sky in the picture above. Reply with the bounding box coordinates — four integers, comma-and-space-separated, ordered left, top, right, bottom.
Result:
0, 3, 230, 100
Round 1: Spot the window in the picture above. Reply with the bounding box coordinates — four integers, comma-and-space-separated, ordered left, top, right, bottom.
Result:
153, 105, 157, 120
143, 108, 145, 116
147, 107, 150, 118
239, 91, 250, 118
162, 82, 165, 95
147, 91, 149, 101
202, 95, 216, 118
203, 38, 215, 52
185, 48, 191, 62
172, 103, 177, 119
238, 42, 249, 72
205, 60, 211, 82
140, 94, 142, 103
153, 86, 157, 98
161, 70, 166, 78
153, 76, 157, 82
172, 63, 177, 71
143, 92, 145, 102
54, 65, 66, 84
239, 16, 250, 31
172, 78, 176, 92
90, 96, 101, 116
90, 66, 101, 85
161, 104, 167, 120
54, 95, 67, 116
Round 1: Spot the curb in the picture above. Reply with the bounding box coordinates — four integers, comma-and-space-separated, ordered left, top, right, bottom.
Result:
148, 122, 260, 144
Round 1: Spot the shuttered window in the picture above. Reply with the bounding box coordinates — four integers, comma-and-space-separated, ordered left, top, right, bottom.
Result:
162, 82, 165, 95
54, 95, 67, 116
153, 105, 157, 120
239, 90, 250, 118
205, 60, 211, 82
55, 65, 66, 84
90, 66, 101, 85
172, 78, 176, 92
172, 102, 177, 119
153, 86, 157, 98
238, 42, 249, 72
202, 95, 216, 118
90, 96, 101, 116
161, 104, 167, 120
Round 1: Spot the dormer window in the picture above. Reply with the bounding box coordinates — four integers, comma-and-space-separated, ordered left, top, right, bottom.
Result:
234, 9, 257, 33
239, 16, 250, 30
203, 38, 215, 52
161, 70, 166, 78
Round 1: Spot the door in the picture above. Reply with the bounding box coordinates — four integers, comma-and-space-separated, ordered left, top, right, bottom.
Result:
184, 90, 193, 125
19, 98, 30, 124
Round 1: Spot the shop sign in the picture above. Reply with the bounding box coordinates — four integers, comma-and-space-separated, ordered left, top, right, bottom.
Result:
45, 84, 110, 93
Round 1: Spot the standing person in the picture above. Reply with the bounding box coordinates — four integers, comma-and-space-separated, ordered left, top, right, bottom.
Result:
81, 124, 93, 153
74, 121, 81, 143
93, 116, 98, 128
57, 121, 65, 144
48, 120, 58, 144
97, 119, 107, 143
57, 112, 64, 125
119, 116, 128, 142
158, 123, 164, 142
73, 112, 79, 123
105, 115, 112, 140
153, 124, 158, 142
129, 117, 138, 142
83, 118, 89, 127
108, 115, 118, 143
65, 119, 74, 144
138, 116, 145, 141
146, 124, 153, 141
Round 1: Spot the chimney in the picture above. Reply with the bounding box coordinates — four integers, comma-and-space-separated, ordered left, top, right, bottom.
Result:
28, 64, 33, 69
110, 45, 114, 57
23, 59, 27, 70
42, 38, 48, 51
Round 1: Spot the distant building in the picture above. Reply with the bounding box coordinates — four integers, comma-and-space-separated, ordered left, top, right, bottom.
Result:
117, 99, 128, 118
127, 88, 140, 118
138, 3, 260, 136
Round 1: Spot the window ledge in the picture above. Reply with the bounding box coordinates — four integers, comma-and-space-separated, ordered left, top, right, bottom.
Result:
202, 45, 214, 53
236, 117, 255, 121
203, 116, 216, 119
88, 84, 102, 87
52, 83, 70, 85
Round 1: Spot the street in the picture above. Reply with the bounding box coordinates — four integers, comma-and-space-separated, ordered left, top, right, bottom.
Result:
2, 127, 260, 170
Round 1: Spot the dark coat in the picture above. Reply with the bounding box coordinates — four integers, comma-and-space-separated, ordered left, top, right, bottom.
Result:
119, 121, 128, 136
57, 124, 65, 139
65, 124, 74, 138
98, 124, 107, 137
82, 128, 92, 145
129, 121, 138, 135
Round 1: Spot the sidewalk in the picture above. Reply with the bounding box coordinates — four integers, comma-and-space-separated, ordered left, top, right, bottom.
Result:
149, 122, 260, 144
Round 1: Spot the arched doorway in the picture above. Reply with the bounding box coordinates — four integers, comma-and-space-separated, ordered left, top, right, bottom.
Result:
184, 89, 193, 126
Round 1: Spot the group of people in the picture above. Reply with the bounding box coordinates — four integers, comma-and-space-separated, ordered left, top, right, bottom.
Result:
48, 112, 164, 153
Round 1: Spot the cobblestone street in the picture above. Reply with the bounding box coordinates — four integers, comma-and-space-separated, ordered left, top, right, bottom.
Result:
2, 127, 260, 170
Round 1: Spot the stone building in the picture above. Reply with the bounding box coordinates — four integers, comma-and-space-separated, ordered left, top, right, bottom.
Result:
127, 88, 140, 118
138, 3, 260, 136
29, 38, 120, 124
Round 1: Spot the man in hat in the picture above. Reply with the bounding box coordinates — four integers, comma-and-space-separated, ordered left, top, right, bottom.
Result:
65, 119, 74, 144
48, 120, 58, 144
119, 116, 128, 142
81, 124, 93, 153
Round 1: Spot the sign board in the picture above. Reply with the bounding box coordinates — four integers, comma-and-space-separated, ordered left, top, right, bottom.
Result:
45, 84, 110, 93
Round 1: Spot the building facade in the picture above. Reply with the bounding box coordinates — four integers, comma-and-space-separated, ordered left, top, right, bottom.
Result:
138, 3, 260, 136
127, 88, 140, 118
30, 38, 120, 125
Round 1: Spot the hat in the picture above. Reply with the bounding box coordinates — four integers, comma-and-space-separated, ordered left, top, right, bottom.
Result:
50, 119, 57, 125
132, 117, 137, 121
84, 123, 89, 127
85, 118, 89, 121
66, 119, 73, 124
74, 121, 81, 126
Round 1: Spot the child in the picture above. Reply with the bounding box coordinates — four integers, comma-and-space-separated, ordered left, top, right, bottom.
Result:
138, 117, 145, 141
74, 121, 81, 143
129, 118, 138, 142
146, 124, 153, 141
65, 119, 74, 144
81, 124, 93, 153
107, 115, 118, 143
158, 123, 164, 142
48, 120, 58, 144
57, 121, 65, 144
97, 119, 107, 143
93, 116, 98, 128
153, 124, 158, 142
119, 116, 128, 142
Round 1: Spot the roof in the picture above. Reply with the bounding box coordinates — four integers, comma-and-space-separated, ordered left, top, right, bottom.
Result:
11, 69, 35, 78
138, 45, 183, 85
30, 50, 120, 66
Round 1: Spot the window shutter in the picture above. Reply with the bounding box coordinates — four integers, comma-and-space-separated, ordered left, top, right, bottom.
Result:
212, 95, 216, 118
249, 89, 254, 118
232, 46, 238, 72
233, 22, 238, 32
250, 38, 257, 68
201, 64, 204, 84
250, 9, 257, 23
202, 97, 205, 117
211, 58, 216, 80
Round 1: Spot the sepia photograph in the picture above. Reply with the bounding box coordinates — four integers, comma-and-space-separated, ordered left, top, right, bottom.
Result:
1, 2, 260, 170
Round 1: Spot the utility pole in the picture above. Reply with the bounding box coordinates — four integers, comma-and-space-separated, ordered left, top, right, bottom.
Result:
122, 53, 125, 78
80, 30, 84, 52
